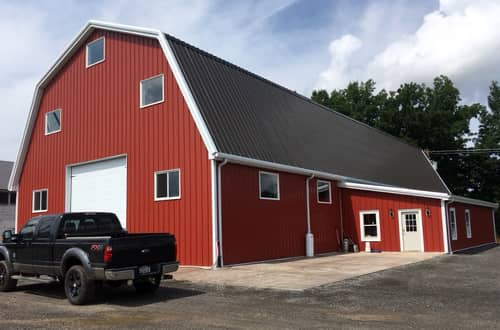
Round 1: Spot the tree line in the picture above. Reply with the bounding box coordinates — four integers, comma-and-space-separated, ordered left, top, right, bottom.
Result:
311, 76, 499, 226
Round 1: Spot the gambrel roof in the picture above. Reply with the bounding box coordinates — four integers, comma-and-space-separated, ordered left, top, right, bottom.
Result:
9, 21, 450, 195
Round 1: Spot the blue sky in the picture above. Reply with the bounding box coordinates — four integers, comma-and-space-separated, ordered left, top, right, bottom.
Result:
1, 0, 499, 161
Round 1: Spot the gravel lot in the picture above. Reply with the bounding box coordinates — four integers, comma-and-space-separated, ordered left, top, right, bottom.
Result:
0, 246, 498, 329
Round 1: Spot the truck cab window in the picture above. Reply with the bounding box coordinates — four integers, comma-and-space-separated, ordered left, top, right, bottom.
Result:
37, 217, 56, 240
19, 218, 41, 240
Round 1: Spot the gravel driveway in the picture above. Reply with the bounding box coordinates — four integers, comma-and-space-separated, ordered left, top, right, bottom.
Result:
0, 246, 498, 329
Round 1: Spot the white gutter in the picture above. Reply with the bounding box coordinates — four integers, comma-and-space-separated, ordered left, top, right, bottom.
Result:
305, 174, 314, 257
338, 181, 449, 200
212, 152, 347, 182
216, 159, 228, 267
449, 195, 498, 209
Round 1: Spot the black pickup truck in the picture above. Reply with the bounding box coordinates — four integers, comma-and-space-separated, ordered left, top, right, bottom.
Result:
0, 212, 178, 305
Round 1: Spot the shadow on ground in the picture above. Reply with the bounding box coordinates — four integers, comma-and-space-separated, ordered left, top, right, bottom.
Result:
15, 281, 205, 307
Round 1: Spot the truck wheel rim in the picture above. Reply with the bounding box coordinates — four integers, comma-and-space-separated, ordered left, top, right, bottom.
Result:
68, 271, 81, 297
0, 264, 5, 286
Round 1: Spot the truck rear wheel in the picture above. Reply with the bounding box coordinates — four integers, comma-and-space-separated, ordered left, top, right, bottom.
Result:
134, 275, 161, 294
64, 265, 95, 305
0, 261, 17, 291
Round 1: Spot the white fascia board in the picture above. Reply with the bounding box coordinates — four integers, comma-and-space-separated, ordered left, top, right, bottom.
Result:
338, 181, 450, 200
449, 195, 499, 209
157, 33, 217, 154
213, 152, 347, 181
9, 20, 217, 191
421, 149, 452, 195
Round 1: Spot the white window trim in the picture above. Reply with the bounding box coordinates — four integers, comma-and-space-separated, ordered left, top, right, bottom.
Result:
140, 73, 165, 109
360, 210, 381, 242
465, 209, 472, 239
45, 109, 62, 135
86, 36, 105, 68
317, 179, 332, 204
32, 189, 48, 213
154, 168, 181, 201
259, 171, 280, 201
450, 208, 457, 240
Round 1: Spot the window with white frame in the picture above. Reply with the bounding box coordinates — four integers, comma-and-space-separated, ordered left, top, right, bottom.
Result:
449, 208, 457, 240
360, 210, 381, 241
86, 37, 105, 67
259, 171, 279, 200
140, 74, 164, 108
317, 180, 331, 204
465, 209, 472, 239
154, 169, 180, 200
45, 109, 61, 135
33, 189, 48, 212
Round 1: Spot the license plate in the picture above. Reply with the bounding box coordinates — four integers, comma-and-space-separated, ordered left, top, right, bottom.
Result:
139, 265, 151, 274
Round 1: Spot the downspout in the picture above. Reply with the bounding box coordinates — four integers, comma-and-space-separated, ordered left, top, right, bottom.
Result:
217, 159, 228, 267
305, 174, 314, 257
338, 187, 344, 250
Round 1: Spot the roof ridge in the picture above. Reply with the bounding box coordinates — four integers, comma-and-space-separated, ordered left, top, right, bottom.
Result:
164, 33, 422, 153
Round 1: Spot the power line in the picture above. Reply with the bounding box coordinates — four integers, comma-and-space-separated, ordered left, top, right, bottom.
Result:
428, 148, 500, 155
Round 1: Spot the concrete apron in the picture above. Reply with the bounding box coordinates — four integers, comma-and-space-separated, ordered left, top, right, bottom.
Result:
174, 252, 441, 291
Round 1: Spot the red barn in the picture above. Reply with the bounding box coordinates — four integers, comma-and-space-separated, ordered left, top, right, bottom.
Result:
9, 21, 498, 267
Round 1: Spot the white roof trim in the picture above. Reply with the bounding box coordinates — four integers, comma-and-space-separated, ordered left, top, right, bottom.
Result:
450, 195, 498, 209
213, 152, 347, 182
8, 20, 217, 190
337, 181, 450, 200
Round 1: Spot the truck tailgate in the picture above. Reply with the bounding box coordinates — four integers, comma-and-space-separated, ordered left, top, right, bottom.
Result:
108, 233, 176, 268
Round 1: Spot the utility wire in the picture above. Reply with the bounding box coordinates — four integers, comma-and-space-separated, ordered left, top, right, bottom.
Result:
427, 148, 500, 155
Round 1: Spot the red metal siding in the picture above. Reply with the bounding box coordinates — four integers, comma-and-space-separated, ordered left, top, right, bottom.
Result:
17, 30, 213, 266
220, 163, 341, 265
342, 189, 444, 252
449, 202, 495, 251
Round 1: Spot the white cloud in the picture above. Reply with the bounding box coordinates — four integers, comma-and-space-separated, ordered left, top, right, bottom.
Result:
316, 0, 500, 100
318, 35, 362, 89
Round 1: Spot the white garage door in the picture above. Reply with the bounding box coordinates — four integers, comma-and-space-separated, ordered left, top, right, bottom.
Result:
70, 157, 127, 228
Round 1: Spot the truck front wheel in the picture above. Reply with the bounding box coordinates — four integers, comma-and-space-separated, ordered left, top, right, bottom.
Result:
0, 261, 17, 291
64, 265, 95, 305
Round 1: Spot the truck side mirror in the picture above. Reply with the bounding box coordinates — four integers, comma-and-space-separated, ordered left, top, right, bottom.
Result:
2, 230, 12, 242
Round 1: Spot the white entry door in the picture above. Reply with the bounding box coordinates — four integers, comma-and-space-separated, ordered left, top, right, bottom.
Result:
400, 211, 423, 251
70, 157, 127, 228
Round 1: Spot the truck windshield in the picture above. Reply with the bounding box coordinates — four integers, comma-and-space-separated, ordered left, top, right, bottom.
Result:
59, 214, 123, 236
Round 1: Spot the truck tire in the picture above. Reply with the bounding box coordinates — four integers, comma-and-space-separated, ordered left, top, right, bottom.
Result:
133, 275, 161, 294
0, 261, 17, 291
64, 265, 95, 305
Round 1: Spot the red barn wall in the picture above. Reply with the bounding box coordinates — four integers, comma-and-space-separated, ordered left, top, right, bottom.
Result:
17, 30, 213, 266
448, 202, 495, 251
342, 189, 444, 252
220, 163, 341, 265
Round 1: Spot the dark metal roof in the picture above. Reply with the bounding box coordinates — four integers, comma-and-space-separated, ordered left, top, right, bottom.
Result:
0, 161, 14, 191
166, 35, 449, 193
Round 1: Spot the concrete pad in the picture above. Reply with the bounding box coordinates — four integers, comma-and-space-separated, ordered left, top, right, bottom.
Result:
174, 252, 441, 291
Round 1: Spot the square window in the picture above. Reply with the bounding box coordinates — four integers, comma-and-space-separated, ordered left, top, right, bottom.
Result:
45, 109, 61, 135
317, 180, 331, 203
360, 211, 380, 241
86, 37, 105, 67
33, 189, 48, 213
259, 171, 279, 200
155, 169, 180, 200
140, 74, 164, 108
